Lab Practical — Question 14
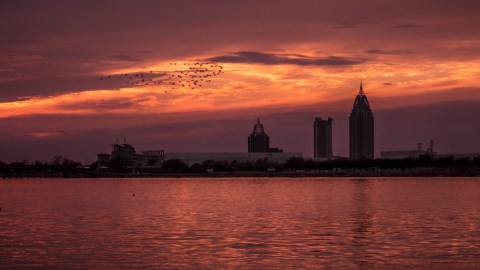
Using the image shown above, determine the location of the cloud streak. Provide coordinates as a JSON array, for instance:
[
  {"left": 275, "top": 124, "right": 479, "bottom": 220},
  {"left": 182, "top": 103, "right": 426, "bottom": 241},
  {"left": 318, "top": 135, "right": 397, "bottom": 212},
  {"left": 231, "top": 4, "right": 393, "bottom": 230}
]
[
  {"left": 59, "top": 97, "right": 147, "bottom": 112},
  {"left": 365, "top": 49, "right": 414, "bottom": 55},
  {"left": 0, "top": 75, "right": 125, "bottom": 102},
  {"left": 207, "top": 51, "right": 366, "bottom": 66}
]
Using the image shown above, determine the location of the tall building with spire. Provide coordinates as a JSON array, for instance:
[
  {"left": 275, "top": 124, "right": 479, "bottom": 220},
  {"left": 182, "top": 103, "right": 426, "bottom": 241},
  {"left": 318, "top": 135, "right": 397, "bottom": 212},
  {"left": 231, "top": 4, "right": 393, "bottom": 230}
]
[
  {"left": 314, "top": 117, "right": 333, "bottom": 159},
  {"left": 248, "top": 118, "right": 270, "bottom": 152},
  {"left": 248, "top": 118, "right": 283, "bottom": 153},
  {"left": 349, "top": 82, "right": 374, "bottom": 159}
]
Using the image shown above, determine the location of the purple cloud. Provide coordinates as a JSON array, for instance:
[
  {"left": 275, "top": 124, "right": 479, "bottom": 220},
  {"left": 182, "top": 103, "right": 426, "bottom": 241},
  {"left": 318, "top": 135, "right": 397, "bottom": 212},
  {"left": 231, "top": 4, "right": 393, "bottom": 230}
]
[{"left": 207, "top": 51, "right": 366, "bottom": 66}]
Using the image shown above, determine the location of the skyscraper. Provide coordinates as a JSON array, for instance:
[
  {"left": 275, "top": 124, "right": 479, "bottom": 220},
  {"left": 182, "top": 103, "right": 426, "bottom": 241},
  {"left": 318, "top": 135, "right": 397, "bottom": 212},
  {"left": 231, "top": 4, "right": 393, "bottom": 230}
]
[
  {"left": 349, "top": 82, "right": 374, "bottom": 159},
  {"left": 314, "top": 117, "right": 333, "bottom": 158},
  {"left": 248, "top": 118, "right": 270, "bottom": 152}
]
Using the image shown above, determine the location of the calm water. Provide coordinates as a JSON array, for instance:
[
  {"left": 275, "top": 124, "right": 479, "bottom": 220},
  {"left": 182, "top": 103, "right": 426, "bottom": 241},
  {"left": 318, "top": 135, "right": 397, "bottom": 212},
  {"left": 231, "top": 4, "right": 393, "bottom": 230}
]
[{"left": 1, "top": 177, "right": 480, "bottom": 269}]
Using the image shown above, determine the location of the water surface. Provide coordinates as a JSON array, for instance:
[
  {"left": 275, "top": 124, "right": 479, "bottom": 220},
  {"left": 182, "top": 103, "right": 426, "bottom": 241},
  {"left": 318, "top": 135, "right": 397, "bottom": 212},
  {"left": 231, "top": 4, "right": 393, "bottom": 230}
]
[{"left": 1, "top": 177, "right": 480, "bottom": 269}]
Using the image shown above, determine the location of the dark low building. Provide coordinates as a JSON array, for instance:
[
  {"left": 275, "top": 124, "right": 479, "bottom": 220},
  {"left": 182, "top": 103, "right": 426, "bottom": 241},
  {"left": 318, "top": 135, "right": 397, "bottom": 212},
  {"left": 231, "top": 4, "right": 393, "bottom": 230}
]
[
  {"left": 97, "top": 140, "right": 165, "bottom": 167},
  {"left": 97, "top": 153, "right": 111, "bottom": 166},
  {"left": 141, "top": 150, "right": 165, "bottom": 166},
  {"left": 110, "top": 143, "right": 138, "bottom": 166}
]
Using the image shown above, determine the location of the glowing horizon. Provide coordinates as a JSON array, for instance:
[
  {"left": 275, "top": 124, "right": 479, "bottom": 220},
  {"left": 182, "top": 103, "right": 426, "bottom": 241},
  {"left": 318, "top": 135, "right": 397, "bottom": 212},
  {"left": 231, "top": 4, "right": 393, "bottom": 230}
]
[{"left": 2, "top": 55, "right": 479, "bottom": 119}]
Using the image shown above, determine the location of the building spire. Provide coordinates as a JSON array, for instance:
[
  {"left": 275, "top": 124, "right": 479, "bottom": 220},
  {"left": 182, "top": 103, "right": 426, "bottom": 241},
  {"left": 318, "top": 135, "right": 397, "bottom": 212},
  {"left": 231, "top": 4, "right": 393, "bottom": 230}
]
[
  {"left": 253, "top": 118, "right": 264, "bottom": 133},
  {"left": 359, "top": 80, "right": 364, "bottom": 96}
]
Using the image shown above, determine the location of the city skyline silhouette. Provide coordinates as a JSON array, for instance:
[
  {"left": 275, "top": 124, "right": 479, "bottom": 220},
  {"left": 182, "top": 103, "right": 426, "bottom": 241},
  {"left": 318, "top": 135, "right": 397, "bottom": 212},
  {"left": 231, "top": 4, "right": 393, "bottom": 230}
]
[{"left": 1, "top": 1, "right": 480, "bottom": 162}]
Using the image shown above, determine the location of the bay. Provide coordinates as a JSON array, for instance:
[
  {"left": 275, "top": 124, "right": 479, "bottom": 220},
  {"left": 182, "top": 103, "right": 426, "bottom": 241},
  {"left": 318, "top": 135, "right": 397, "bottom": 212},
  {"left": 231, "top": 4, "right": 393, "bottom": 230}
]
[{"left": 1, "top": 177, "right": 480, "bottom": 269}]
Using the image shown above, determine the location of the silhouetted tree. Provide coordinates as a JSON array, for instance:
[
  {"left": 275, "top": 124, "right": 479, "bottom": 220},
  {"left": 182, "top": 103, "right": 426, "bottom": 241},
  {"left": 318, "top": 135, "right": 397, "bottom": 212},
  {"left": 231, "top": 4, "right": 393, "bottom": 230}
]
[
  {"left": 285, "top": 157, "right": 305, "bottom": 170},
  {"left": 49, "top": 156, "right": 81, "bottom": 168},
  {"left": 162, "top": 159, "right": 188, "bottom": 172},
  {"left": 10, "top": 159, "right": 29, "bottom": 166},
  {"left": 474, "top": 156, "right": 480, "bottom": 167},
  {"left": 61, "top": 157, "right": 81, "bottom": 168},
  {"left": 51, "top": 156, "right": 63, "bottom": 166},
  {"left": 89, "top": 161, "right": 100, "bottom": 170},
  {"left": 202, "top": 160, "right": 216, "bottom": 169},
  {"left": 190, "top": 163, "right": 206, "bottom": 172},
  {"left": 454, "top": 157, "right": 473, "bottom": 168}
]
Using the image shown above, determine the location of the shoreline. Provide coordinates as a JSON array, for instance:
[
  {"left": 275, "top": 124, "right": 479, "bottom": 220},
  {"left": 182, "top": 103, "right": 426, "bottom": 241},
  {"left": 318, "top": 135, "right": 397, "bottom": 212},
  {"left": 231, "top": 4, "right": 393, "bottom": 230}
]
[{"left": 3, "top": 169, "right": 480, "bottom": 179}]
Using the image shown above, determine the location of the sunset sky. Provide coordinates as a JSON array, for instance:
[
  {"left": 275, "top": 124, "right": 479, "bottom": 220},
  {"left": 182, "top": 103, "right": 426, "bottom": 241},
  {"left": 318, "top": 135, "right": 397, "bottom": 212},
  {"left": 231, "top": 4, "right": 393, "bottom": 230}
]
[{"left": 1, "top": 0, "right": 480, "bottom": 162}]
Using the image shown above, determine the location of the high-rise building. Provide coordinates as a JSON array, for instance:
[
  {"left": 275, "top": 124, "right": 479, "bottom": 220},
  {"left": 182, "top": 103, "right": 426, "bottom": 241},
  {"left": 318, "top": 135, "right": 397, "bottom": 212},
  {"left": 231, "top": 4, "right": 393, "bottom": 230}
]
[
  {"left": 314, "top": 117, "right": 333, "bottom": 158},
  {"left": 248, "top": 118, "right": 270, "bottom": 152},
  {"left": 349, "top": 82, "right": 374, "bottom": 159}
]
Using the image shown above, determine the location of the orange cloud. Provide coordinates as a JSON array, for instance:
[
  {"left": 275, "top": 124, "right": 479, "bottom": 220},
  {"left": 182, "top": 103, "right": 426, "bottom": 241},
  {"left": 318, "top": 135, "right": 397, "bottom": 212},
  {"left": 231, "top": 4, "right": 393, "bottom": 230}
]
[{"left": 1, "top": 51, "right": 480, "bottom": 119}]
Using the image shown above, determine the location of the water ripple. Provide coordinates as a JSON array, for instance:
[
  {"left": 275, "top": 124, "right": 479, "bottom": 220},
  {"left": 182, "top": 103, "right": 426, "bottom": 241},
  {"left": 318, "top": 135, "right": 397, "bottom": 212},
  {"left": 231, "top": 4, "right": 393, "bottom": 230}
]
[{"left": 1, "top": 177, "right": 480, "bottom": 269}]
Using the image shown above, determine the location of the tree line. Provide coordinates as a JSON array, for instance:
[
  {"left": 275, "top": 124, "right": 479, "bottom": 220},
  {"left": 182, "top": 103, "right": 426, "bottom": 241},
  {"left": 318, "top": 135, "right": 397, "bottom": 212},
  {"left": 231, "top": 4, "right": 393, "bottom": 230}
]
[
  {"left": 2, "top": 155, "right": 479, "bottom": 174},
  {"left": 158, "top": 155, "right": 480, "bottom": 173}
]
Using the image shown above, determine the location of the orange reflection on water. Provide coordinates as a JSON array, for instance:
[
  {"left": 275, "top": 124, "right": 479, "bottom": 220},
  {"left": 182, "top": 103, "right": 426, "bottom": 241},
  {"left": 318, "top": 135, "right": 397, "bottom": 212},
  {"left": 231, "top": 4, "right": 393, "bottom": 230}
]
[{"left": 1, "top": 177, "right": 480, "bottom": 268}]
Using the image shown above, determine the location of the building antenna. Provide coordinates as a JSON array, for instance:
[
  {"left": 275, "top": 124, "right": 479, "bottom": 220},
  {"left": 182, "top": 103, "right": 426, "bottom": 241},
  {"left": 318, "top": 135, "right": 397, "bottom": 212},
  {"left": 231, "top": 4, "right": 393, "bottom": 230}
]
[{"left": 359, "top": 80, "right": 364, "bottom": 96}]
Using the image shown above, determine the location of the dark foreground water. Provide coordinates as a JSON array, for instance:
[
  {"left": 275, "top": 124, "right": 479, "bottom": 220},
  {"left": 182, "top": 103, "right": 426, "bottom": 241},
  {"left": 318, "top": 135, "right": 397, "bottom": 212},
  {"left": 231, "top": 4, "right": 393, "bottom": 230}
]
[{"left": 1, "top": 177, "right": 480, "bottom": 269}]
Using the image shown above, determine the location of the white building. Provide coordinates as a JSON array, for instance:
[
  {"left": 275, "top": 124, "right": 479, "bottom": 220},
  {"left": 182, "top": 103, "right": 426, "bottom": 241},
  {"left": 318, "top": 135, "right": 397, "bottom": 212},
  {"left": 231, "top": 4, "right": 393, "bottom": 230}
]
[{"left": 381, "top": 141, "right": 436, "bottom": 159}]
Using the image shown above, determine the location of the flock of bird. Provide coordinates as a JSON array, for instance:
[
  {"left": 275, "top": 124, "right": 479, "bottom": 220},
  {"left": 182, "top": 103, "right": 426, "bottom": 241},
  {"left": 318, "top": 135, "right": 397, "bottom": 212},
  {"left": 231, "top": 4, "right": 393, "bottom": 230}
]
[{"left": 99, "top": 61, "right": 224, "bottom": 92}]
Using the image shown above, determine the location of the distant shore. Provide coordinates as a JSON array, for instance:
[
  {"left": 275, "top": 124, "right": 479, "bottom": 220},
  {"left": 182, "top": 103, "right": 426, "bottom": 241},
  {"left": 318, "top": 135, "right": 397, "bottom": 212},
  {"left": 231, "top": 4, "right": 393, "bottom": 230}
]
[
  {"left": 3, "top": 169, "right": 480, "bottom": 179},
  {"left": 3, "top": 156, "right": 480, "bottom": 179}
]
